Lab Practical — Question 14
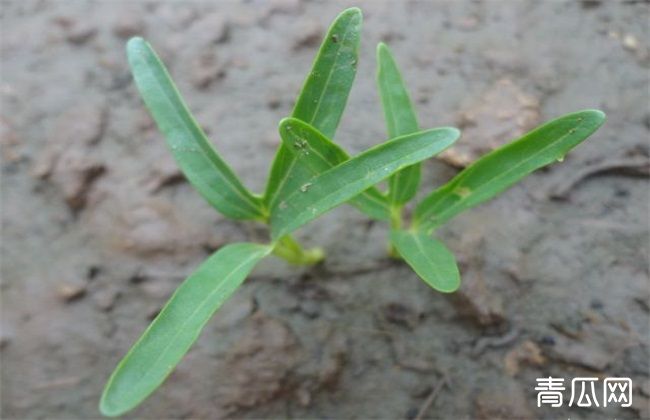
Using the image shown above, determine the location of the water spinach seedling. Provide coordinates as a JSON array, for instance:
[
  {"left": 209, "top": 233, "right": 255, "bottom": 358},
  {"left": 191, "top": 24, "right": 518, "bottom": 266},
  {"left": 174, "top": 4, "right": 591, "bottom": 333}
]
[{"left": 100, "top": 7, "right": 605, "bottom": 416}]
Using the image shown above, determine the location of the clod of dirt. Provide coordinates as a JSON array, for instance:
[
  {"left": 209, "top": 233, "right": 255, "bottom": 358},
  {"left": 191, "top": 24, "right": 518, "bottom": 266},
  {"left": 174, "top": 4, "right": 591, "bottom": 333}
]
[
  {"left": 212, "top": 293, "right": 256, "bottom": 330},
  {"left": 292, "top": 19, "right": 323, "bottom": 50},
  {"left": 453, "top": 268, "right": 505, "bottom": 327},
  {"left": 579, "top": 0, "right": 602, "bottom": 9},
  {"left": 59, "top": 19, "right": 97, "bottom": 45},
  {"left": 381, "top": 302, "right": 421, "bottom": 330},
  {"left": 218, "top": 314, "right": 303, "bottom": 411},
  {"left": 0, "top": 325, "right": 13, "bottom": 350},
  {"left": 92, "top": 288, "right": 121, "bottom": 312},
  {"left": 190, "top": 52, "right": 225, "bottom": 89},
  {"left": 265, "top": 0, "right": 303, "bottom": 16},
  {"left": 112, "top": 13, "right": 145, "bottom": 39},
  {"left": 547, "top": 320, "right": 635, "bottom": 371},
  {"left": 143, "top": 153, "right": 184, "bottom": 193},
  {"left": 548, "top": 157, "right": 650, "bottom": 200},
  {"left": 34, "top": 103, "right": 106, "bottom": 178},
  {"left": 456, "top": 15, "right": 480, "bottom": 31},
  {"left": 474, "top": 379, "right": 533, "bottom": 419},
  {"left": 32, "top": 103, "right": 107, "bottom": 210},
  {"left": 112, "top": 200, "right": 201, "bottom": 257},
  {"left": 293, "top": 325, "right": 348, "bottom": 406},
  {"left": 439, "top": 78, "right": 540, "bottom": 168},
  {"left": 57, "top": 282, "right": 87, "bottom": 302},
  {"left": 53, "top": 153, "right": 105, "bottom": 210},
  {"left": 187, "top": 12, "right": 229, "bottom": 46},
  {"left": 450, "top": 235, "right": 507, "bottom": 327},
  {"left": 0, "top": 117, "right": 21, "bottom": 164},
  {"left": 503, "top": 339, "right": 546, "bottom": 376}
]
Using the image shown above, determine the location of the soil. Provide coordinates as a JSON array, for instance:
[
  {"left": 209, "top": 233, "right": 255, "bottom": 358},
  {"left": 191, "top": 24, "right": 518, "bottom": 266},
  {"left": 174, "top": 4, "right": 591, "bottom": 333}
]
[{"left": 1, "top": 1, "right": 649, "bottom": 419}]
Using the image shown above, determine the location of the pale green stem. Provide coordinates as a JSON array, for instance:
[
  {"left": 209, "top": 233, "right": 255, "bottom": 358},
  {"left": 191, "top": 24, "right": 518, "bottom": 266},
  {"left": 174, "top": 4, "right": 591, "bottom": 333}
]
[
  {"left": 273, "top": 235, "right": 324, "bottom": 265},
  {"left": 388, "top": 205, "right": 402, "bottom": 259}
]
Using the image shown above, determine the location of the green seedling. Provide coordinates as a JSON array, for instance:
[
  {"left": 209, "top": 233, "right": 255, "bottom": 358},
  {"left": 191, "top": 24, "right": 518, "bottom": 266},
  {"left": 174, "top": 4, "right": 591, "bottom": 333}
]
[{"left": 100, "top": 7, "right": 605, "bottom": 417}]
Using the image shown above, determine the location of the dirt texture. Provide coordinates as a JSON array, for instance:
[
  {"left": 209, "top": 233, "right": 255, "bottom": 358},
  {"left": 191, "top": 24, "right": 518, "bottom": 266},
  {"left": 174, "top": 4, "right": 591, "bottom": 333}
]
[{"left": 1, "top": 1, "right": 649, "bottom": 419}]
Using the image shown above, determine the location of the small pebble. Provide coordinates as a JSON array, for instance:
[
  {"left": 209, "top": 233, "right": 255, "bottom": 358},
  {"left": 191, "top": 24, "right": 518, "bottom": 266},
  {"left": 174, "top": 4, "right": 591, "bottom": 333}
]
[
  {"left": 590, "top": 299, "right": 604, "bottom": 310},
  {"left": 539, "top": 335, "right": 556, "bottom": 346},
  {"left": 58, "top": 282, "right": 87, "bottom": 302},
  {"left": 622, "top": 34, "right": 639, "bottom": 51},
  {"left": 65, "top": 23, "right": 97, "bottom": 45}
]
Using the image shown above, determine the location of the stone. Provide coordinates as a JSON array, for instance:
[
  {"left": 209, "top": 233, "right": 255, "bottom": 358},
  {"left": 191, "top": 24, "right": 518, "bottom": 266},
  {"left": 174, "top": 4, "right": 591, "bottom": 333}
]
[
  {"left": 622, "top": 34, "right": 639, "bottom": 52},
  {"left": 58, "top": 282, "right": 87, "bottom": 302}
]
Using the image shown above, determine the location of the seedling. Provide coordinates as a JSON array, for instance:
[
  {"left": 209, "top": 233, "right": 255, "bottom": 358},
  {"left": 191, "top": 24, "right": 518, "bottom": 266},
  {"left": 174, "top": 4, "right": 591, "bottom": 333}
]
[{"left": 100, "top": 8, "right": 605, "bottom": 417}]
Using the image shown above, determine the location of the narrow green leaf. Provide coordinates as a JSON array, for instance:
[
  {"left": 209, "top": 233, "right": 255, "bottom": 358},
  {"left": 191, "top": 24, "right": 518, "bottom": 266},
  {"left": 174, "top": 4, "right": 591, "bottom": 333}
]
[
  {"left": 264, "top": 7, "right": 362, "bottom": 209},
  {"left": 277, "top": 118, "right": 390, "bottom": 220},
  {"left": 377, "top": 42, "right": 421, "bottom": 205},
  {"left": 414, "top": 109, "right": 606, "bottom": 231},
  {"left": 271, "top": 127, "right": 460, "bottom": 240},
  {"left": 390, "top": 229, "right": 460, "bottom": 293},
  {"left": 127, "top": 37, "right": 264, "bottom": 220},
  {"left": 100, "top": 243, "right": 272, "bottom": 417}
]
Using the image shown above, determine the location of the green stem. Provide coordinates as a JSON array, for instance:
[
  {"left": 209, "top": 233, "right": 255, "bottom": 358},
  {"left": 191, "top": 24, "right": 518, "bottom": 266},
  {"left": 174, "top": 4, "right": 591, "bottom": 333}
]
[
  {"left": 272, "top": 235, "right": 325, "bottom": 265},
  {"left": 388, "top": 205, "right": 402, "bottom": 259}
]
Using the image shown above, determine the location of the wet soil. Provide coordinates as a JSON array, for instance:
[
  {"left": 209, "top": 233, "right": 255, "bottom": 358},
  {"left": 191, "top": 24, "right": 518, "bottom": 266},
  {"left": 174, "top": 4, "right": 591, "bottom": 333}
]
[{"left": 1, "top": 1, "right": 649, "bottom": 419}]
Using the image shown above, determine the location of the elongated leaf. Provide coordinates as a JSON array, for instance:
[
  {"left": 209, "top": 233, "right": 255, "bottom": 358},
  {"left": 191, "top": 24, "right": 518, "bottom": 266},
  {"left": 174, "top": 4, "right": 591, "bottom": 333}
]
[
  {"left": 390, "top": 230, "right": 460, "bottom": 293},
  {"left": 377, "top": 42, "right": 421, "bottom": 205},
  {"left": 271, "top": 127, "right": 460, "bottom": 240},
  {"left": 264, "top": 8, "right": 362, "bottom": 209},
  {"left": 127, "top": 37, "right": 264, "bottom": 220},
  {"left": 100, "top": 243, "right": 272, "bottom": 417},
  {"left": 414, "top": 110, "right": 606, "bottom": 231},
  {"left": 277, "top": 118, "right": 390, "bottom": 220}
]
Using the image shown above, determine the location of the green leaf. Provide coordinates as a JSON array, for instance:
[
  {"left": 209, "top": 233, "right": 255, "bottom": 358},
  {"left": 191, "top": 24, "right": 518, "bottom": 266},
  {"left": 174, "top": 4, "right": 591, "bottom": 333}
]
[
  {"left": 414, "top": 109, "right": 606, "bottom": 231},
  {"left": 264, "top": 7, "right": 362, "bottom": 209},
  {"left": 277, "top": 118, "right": 390, "bottom": 220},
  {"left": 376, "top": 42, "right": 421, "bottom": 205},
  {"left": 127, "top": 37, "right": 265, "bottom": 220},
  {"left": 390, "top": 229, "right": 460, "bottom": 293},
  {"left": 99, "top": 243, "right": 272, "bottom": 417},
  {"left": 271, "top": 127, "right": 460, "bottom": 240}
]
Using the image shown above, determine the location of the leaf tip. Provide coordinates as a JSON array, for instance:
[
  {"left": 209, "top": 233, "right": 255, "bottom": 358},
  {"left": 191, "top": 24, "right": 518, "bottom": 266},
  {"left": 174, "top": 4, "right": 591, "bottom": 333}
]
[
  {"left": 126, "top": 36, "right": 146, "bottom": 53},
  {"left": 98, "top": 392, "right": 122, "bottom": 418},
  {"left": 342, "top": 6, "right": 362, "bottom": 18},
  {"left": 584, "top": 108, "right": 606, "bottom": 124}
]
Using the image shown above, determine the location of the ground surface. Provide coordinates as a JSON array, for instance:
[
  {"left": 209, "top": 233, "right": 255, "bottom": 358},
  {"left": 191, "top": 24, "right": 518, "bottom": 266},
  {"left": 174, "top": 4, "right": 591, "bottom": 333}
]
[{"left": 1, "top": 1, "right": 649, "bottom": 419}]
